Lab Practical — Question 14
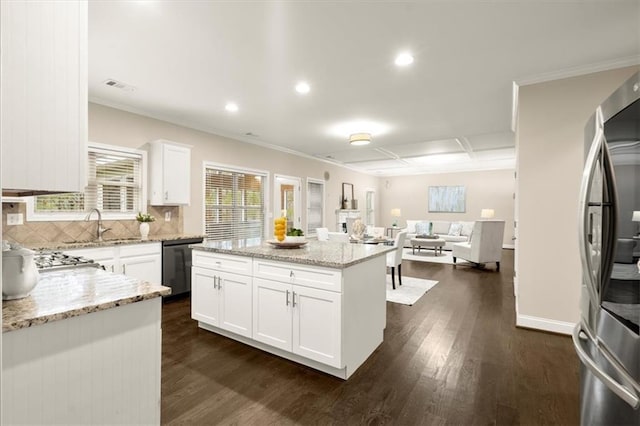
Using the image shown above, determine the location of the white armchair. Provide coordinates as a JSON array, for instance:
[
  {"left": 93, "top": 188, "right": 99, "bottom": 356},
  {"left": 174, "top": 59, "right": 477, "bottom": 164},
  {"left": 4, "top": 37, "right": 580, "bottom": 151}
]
[
  {"left": 386, "top": 231, "right": 407, "bottom": 289},
  {"left": 328, "top": 232, "right": 349, "bottom": 243},
  {"left": 452, "top": 220, "right": 505, "bottom": 270}
]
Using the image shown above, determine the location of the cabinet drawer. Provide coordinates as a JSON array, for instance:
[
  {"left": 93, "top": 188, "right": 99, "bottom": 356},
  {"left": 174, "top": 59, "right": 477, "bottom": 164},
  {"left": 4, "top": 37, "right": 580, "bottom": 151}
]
[
  {"left": 119, "top": 242, "right": 162, "bottom": 258},
  {"left": 64, "top": 247, "right": 114, "bottom": 262},
  {"left": 253, "top": 260, "right": 342, "bottom": 292},
  {"left": 192, "top": 251, "right": 252, "bottom": 276}
]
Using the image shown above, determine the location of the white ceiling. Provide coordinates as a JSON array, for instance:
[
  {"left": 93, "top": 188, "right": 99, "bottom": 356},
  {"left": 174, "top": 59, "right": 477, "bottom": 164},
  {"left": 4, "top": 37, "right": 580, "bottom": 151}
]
[{"left": 88, "top": 1, "right": 640, "bottom": 176}]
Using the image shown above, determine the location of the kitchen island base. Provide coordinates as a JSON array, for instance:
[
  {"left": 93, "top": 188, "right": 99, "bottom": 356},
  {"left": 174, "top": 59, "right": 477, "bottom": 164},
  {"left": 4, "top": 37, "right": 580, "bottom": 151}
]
[
  {"left": 2, "top": 298, "right": 162, "bottom": 425},
  {"left": 191, "top": 244, "right": 390, "bottom": 380}
]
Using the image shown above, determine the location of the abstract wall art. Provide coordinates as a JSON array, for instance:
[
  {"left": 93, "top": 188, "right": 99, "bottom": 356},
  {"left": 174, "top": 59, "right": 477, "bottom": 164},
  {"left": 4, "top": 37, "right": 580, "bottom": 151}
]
[{"left": 428, "top": 186, "right": 466, "bottom": 213}]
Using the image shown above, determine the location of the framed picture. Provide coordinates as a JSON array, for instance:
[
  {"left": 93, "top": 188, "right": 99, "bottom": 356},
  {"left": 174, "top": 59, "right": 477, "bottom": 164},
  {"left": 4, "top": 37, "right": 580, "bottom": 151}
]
[{"left": 428, "top": 186, "right": 465, "bottom": 213}]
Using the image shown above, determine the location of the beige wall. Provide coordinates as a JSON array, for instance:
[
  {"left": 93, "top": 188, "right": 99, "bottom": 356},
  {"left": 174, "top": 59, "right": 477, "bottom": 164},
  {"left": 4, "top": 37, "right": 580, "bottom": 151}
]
[
  {"left": 380, "top": 170, "right": 515, "bottom": 246},
  {"left": 88, "top": 103, "right": 380, "bottom": 235},
  {"left": 516, "top": 66, "right": 639, "bottom": 330}
]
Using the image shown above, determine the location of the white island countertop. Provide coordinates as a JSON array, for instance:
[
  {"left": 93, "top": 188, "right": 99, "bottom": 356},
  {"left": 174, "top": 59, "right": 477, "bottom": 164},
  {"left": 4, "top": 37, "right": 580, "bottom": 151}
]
[
  {"left": 190, "top": 239, "right": 395, "bottom": 269},
  {"left": 2, "top": 266, "right": 171, "bottom": 332}
]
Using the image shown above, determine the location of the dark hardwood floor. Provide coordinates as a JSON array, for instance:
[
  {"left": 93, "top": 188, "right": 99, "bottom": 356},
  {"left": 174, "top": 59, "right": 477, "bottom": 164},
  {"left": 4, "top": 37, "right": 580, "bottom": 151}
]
[{"left": 161, "top": 250, "right": 579, "bottom": 425}]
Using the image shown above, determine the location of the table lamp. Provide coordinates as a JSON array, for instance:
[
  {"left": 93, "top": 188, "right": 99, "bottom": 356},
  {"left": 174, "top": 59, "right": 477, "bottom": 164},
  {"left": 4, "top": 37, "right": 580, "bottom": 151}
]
[
  {"left": 391, "top": 208, "right": 401, "bottom": 227},
  {"left": 480, "top": 209, "right": 495, "bottom": 219}
]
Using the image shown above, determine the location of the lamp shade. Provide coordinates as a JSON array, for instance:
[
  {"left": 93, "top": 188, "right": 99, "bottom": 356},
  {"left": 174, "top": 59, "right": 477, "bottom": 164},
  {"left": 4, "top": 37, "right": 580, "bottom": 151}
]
[
  {"left": 632, "top": 211, "right": 640, "bottom": 222},
  {"left": 349, "top": 133, "right": 371, "bottom": 146},
  {"left": 480, "top": 209, "right": 495, "bottom": 219},
  {"left": 391, "top": 208, "right": 402, "bottom": 217}
]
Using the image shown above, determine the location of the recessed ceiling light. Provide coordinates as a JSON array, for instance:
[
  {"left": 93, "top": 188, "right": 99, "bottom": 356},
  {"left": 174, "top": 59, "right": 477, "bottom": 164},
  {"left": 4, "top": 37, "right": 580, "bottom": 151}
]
[
  {"left": 295, "top": 82, "right": 310, "bottom": 94},
  {"left": 225, "top": 102, "right": 239, "bottom": 112},
  {"left": 395, "top": 52, "right": 414, "bottom": 67}
]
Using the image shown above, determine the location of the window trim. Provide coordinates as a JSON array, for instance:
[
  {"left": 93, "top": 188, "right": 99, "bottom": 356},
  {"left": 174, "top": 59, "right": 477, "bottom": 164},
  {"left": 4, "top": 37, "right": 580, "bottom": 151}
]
[
  {"left": 26, "top": 142, "right": 148, "bottom": 222},
  {"left": 201, "top": 161, "right": 270, "bottom": 239},
  {"left": 306, "top": 177, "right": 325, "bottom": 236}
]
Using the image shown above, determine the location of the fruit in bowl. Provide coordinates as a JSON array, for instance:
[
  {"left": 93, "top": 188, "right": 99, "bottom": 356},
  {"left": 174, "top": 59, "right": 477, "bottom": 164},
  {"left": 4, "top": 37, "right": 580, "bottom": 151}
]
[{"left": 285, "top": 228, "right": 305, "bottom": 243}]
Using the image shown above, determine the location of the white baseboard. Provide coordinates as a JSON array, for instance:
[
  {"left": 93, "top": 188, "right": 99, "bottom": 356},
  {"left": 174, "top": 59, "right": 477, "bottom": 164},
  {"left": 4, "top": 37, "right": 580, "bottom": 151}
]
[
  {"left": 516, "top": 314, "right": 575, "bottom": 335},
  {"left": 503, "top": 244, "right": 515, "bottom": 249}
]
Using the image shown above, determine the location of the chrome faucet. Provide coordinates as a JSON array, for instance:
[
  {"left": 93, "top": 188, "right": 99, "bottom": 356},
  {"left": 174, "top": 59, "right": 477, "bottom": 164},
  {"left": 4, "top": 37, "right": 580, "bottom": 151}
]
[{"left": 85, "top": 208, "right": 111, "bottom": 241}]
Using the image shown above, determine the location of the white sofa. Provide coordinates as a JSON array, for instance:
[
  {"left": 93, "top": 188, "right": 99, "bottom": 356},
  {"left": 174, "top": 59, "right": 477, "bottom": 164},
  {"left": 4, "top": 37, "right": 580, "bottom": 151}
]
[{"left": 402, "top": 220, "right": 474, "bottom": 251}]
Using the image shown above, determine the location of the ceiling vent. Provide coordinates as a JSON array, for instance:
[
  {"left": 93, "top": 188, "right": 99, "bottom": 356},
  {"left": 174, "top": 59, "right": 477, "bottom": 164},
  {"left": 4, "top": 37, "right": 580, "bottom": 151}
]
[{"left": 103, "top": 79, "right": 136, "bottom": 92}]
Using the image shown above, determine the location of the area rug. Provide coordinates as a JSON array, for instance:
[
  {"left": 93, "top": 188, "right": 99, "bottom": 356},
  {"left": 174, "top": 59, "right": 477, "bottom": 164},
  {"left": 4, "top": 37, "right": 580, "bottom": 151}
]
[
  {"left": 401, "top": 248, "right": 470, "bottom": 265},
  {"left": 386, "top": 275, "right": 439, "bottom": 306}
]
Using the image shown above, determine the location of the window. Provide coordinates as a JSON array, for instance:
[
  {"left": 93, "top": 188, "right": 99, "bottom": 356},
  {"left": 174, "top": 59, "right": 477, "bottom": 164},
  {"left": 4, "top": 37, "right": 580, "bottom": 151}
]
[
  {"left": 365, "top": 190, "right": 376, "bottom": 226},
  {"left": 306, "top": 178, "right": 325, "bottom": 235},
  {"left": 204, "top": 163, "right": 267, "bottom": 241},
  {"left": 28, "top": 143, "right": 146, "bottom": 221}
]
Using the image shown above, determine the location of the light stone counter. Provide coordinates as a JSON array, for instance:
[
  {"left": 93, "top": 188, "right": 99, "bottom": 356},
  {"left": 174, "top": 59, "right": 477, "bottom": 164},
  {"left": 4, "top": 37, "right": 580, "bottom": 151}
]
[
  {"left": 190, "top": 238, "right": 395, "bottom": 269},
  {"left": 2, "top": 266, "right": 171, "bottom": 332},
  {"left": 26, "top": 233, "right": 205, "bottom": 251}
]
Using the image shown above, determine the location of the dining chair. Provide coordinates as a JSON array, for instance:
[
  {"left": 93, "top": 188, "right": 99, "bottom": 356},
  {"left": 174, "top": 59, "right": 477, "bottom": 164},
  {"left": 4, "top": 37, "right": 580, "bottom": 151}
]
[
  {"left": 386, "top": 231, "right": 407, "bottom": 289},
  {"left": 327, "top": 232, "right": 349, "bottom": 243},
  {"left": 316, "top": 227, "right": 329, "bottom": 241}
]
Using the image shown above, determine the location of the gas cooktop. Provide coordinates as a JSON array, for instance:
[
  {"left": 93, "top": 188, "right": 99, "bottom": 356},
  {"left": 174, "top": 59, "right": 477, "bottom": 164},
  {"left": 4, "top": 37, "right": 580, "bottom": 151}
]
[{"left": 35, "top": 250, "right": 100, "bottom": 271}]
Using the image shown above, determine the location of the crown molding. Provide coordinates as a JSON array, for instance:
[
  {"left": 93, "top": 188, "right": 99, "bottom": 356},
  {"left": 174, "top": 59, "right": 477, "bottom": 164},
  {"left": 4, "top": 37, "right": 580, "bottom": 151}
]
[{"left": 515, "top": 55, "right": 640, "bottom": 87}]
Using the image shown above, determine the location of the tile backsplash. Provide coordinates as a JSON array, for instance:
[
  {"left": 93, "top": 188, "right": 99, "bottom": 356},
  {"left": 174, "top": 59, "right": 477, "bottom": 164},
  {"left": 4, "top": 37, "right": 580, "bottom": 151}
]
[{"left": 2, "top": 202, "right": 183, "bottom": 245}]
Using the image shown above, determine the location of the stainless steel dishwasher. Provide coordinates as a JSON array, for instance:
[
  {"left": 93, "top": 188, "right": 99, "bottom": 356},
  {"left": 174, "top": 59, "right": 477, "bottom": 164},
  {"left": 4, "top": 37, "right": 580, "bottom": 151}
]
[{"left": 162, "top": 237, "right": 203, "bottom": 297}]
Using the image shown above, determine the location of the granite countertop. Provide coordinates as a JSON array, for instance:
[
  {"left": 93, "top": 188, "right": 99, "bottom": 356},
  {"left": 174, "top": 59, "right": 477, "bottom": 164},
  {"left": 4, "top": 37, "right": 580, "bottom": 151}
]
[
  {"left": 2, "top": 267, "right": 171, "bottom": 333},
  {"left": 191, "top": 239, "right": 395, "bottom": 269},
  {"left": 26, "top": 233, "right": 205, "bottom": 251}
]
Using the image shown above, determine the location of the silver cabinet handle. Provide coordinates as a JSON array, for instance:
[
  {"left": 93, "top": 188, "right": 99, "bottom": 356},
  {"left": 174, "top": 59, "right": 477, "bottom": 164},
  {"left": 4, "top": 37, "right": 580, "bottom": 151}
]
[
  {"left": 290, "top": 270, "right": 294, "bottom": 278},
  {"left": 165, "top": 191, "right": 169, "bottom": 201},
  {"left": 213, "top": 276, "right": 218, "bottom": 290},
  {"left": 218, "top": 277, "right": 222, "bottom": 290},
  {"left": 122, "top": 264, "right": 126, "bottom": 274},
  {"left": 292, "top": 291, "right": 296, "bottom": 308},
  {"left": 286, "top": 290, "right": 290, "bottom": 306},
  {"left": 572, "top": 323, "right": 640, "bottom": 409},
  {"left": 110, "top": 265, "right": 114, "bottom": 273}
]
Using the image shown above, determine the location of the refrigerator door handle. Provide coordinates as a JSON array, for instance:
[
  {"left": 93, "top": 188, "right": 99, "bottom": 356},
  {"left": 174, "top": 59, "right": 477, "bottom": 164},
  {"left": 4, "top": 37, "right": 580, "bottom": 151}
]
[
  {"left": 572, "top": 323, "right": 640, "bottom": 409},
  {"left": 578, "top": 107, "right": 605, "bottom": 307}
]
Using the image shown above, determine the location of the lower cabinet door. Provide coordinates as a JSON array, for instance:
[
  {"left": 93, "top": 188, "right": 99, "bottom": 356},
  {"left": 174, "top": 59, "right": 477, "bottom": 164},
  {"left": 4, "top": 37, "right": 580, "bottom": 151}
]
[
  {"left": 218, "top": 270, "right": 252, "bottom": 338},
  {"left": 252, "top": 278, "right": 292, "bottom": 351},
  {"left": 292, "top": 285, "right": 342, "bottom": 368},
  {"left": 191, "top": 266, "right": 219, "bottom": 326},
  {"left": 120, "top": 254, "right": 162, "bottom": 284}
]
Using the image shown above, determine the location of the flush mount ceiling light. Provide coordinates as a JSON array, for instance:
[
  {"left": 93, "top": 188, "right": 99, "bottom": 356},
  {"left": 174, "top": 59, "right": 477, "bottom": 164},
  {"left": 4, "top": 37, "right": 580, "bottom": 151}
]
[
  {"left": 225, "top": 102, "right": 239, "bottom": 112},
  {"left": 394, "top": 52, "right": 414, "bottom": 67},
  {"left": 295, "top": 81, "right": 310, "bottom": 94},
  {"left": 349, "top": 133, "right": 372, "bottom": 146}
]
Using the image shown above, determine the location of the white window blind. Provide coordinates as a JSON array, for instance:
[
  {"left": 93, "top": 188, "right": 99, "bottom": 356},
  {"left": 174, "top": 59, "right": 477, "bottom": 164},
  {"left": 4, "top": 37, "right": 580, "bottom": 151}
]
[
  {"left": 307, "top": 180, "right": 324, "bottom": 235},
  {"left": 204, "top": 166, "right": 265, "bottom": 240},
  {"left": 34, "top": 145, "right": 143, "bottom": 216},
  {"left": 365, "top": 190, "right": 375, "bottom": 226}
]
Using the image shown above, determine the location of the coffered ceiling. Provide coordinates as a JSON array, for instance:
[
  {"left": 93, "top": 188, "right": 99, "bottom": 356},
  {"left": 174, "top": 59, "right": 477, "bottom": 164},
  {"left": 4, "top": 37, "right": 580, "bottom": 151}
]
[{"left": 88, "top": 1, "right": 640, "bottom": 176}]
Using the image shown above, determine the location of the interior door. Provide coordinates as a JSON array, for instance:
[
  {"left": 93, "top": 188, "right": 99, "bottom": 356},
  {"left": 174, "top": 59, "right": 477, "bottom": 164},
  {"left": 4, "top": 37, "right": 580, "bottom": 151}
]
[{"left": 274, "top": 175, "right": 301, "bottom": 233}]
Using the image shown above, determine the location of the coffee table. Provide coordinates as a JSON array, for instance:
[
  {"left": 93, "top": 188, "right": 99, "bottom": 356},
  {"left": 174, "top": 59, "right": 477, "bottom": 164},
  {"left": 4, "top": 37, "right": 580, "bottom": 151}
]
[{"left": 411, "top": 237, "right": 446, "bottom": 256}]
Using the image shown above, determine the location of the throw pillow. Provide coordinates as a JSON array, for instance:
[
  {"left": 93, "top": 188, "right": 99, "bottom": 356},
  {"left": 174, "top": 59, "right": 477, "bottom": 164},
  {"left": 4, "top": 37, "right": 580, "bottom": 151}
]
[
  {"left": 460, "top": 221, "right": 474, "bottom": 236},
  {"left": 415, "top": 221, "right": 432, "bottom": 236},
  {"left": 405, "top": 220, "right": 420, "bottom": 234},
  {"left": 448, "top": 223, "right": 463, "bottom": 236}
]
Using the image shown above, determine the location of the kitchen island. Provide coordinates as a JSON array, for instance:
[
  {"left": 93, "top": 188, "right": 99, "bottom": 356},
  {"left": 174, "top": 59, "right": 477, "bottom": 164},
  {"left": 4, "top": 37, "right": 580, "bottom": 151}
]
[
  {"left": 2, "top": 266, "right": 170, "bottom": 425},
  {"left": 190, "top": 239, "right": 394, "bottom": 379}
]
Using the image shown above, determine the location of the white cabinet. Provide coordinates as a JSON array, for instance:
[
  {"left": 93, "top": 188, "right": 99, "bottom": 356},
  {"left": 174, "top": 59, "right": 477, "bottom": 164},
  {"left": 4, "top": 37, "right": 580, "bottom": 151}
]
[
  {"left": 149, "top": 140, "right": 191, "bottom": 206},
  {"left": 252, "top": 260, "right": 342, "bottom": 368},
  {"left": 253, "top": 278, "right": 341, "bottom": 366},
  {"left": 191, "top": 253, "right": 253, "bottom": 338},
  {"left": 65, "top": 243, "right": 162, "bottom": 284},
  {"left": 1, "top": 1, "right": 87, "bottom": 194}
]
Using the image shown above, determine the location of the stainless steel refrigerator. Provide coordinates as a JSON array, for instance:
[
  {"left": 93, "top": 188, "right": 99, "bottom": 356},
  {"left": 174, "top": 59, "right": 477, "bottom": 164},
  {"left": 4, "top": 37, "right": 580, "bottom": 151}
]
[{"left": 574, "top": 71, "right": 640, "bottom": 425}]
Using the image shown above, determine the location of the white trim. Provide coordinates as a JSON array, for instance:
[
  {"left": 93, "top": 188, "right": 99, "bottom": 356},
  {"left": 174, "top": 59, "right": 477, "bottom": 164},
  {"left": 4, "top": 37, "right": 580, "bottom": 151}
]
[
  {"left": 515, "top": 55, "right": 640, "bottom": 87},
  {"left": 516, "top": 314, "right": 575, "bottom": 336},
  {"left": 511, "top": 81, "right": 519, "bottom": 133},
  {"left": 25, "top": 143, "right": 148, "bottom": 222},
  {"left": 503, "top": 244, "right": 515, "bottom": 249},
  {"left": 201, "top": 161, "right": 270, "bottom": 239}
]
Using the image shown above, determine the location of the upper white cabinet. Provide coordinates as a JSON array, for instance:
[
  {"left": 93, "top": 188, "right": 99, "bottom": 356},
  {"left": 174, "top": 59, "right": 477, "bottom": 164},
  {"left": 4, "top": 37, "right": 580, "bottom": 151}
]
[
  {"left": 149, "top": 140, "right": 191, "bottom": 205},
  {"left": 1, "top": 1, "right": 87, "bottom": 194}
]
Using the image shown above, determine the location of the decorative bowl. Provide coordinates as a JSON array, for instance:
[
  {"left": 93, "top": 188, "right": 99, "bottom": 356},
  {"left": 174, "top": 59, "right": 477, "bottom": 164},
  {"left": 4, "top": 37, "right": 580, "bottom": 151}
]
[{"left": 284, "top": 236, "right": 306, "bottom": 243}]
